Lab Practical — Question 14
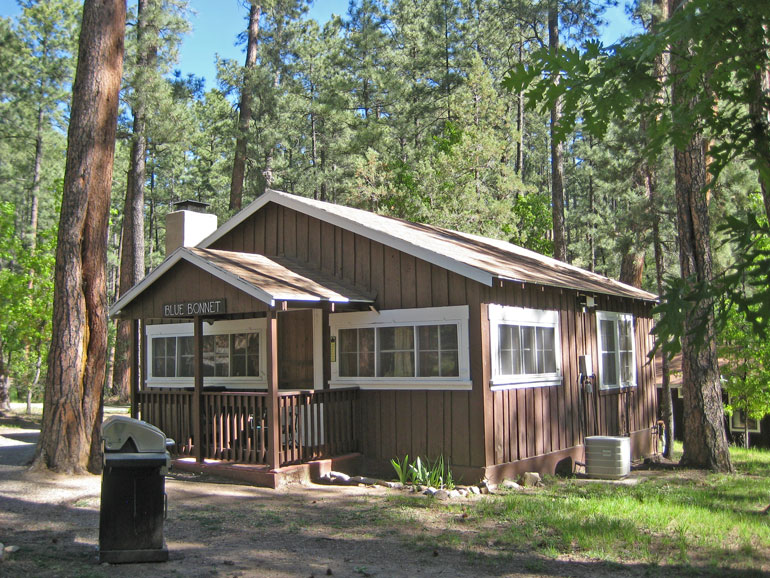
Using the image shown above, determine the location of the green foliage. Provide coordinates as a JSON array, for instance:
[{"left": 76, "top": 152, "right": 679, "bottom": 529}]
[
  {"left": 409, "top": 455, "right": 455, "bottom": 490},
  {"left": 390, "top": 454, "right": 412, "bottom": 485},
  {"left": 720, "top": 306, "right": 770, "bottom": 440}
]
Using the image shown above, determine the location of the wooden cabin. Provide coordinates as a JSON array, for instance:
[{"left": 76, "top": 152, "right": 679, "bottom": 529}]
[{"left": 110, "top": 190, "right": 659, "bottom": 486}]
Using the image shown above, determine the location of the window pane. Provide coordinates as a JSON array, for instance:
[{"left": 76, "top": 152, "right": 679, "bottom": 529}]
[
  {"left": 178, "top": 336, "right": 193, "bottom": 377},
  {"left": 619, "top": 319, "right": 633, "bottom": 351},
  {"left": 418, "top": 325, "right": 439, "bottom": 351},
  {"left": 419, "top": 351, "right": 439, "bottom": 377},
  {"left": 339, "top": 329, "right": 358, "bottom": 353},
  {"left": 359, "top": 328, "right": 375, "bottom": 376},
  {"left": 203, "top": 335, "right": 229, "bottom": 377},
  {"left": 152, "top": 337, "right": 176, "bottom": 377},
  {"left": 602, "top": 352, "right": 617, "bottom": 386},
  {"left": 499, "top": 325, "right": 514, "bottom": 375},
  {"left": 231, "top": 333, "right": 259, "bottom": 377},
  {"left": 620, "top": 352, "right": 633, "bottom": 384},
  {"left": 441, "top": 351, "right": 459, "bottom": 377},
  {"left": 340, "top": 352, "right": 357, "bottom": 377},
  {"left": 440, "top": 324, "right": 458, "bottom": 350},
  {"left": 600, "top": 320, "right": 616, "bottom": 353},
  {"left": 521, "top": 326, "right": 536, "bottom": 374},
  {"left": 380, "top": 351, "right": 414, "bottom": 377},
  {"left": 378, "top": 327, "right": 414, "bottom": 377},
  {"left": 537, "top": 327, "right": 556, "bottom": 374}
]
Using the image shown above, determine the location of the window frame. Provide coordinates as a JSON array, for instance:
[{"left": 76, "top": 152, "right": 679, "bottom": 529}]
[
  {"left": 145, "top": 318, "right": 267, "bottom": 389},
  {"left": 488, "top": 304, "right": 562, "bottom": 390},
  {"left": 596, "top": 310, "right": 637, "bottom": 391},
  {"left": 329, "top": 305, "right": 471, "bottom": 390},
  {"left": 728, "top": 395, "right": 761, "bottom": 433}
]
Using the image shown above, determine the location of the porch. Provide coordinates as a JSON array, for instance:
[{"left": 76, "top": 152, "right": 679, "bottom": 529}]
[{"left": 137, "top": 387, "right": 361, "bottom": 473}]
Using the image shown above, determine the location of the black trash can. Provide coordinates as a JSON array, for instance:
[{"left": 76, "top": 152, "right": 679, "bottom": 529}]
[{"left": 99, "top": 416, "right": 173, "bottom": 564}]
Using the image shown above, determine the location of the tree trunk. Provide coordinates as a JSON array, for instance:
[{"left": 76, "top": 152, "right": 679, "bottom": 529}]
[
  {"left": 32, "top": 0, "right": 125, "bottom": 475},
  {"left": 229, "top": 2, "right": 261, "bottom": 211},
  {"left": 113, "top": 0, "right": 150, "bottom": 403},
  {"left": 669, "top": 0, "right": 732, "bottom": 473},
  {"left": 650, "top": 0, "right": 674, "bottom": 459},
  {"left": 548, "top": 2, "right": 567, "bottom": 262},
  {"left": 619, "top": 251, "right": 645, "bottom": 288}
]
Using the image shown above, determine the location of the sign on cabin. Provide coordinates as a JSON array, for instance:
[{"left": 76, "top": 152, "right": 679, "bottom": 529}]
[{"left": 162, "top": 299, "right": 227, "bottom": 318}]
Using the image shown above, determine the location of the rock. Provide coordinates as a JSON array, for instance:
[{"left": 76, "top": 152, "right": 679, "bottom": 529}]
[
  {"left": 469, "top": 485, "right": 481, "bottom": 495},
  {"left": 448, "top": 490, "right": 461, "bottom": 499},
  {"left": 3, "top": 546, "right": 19, "bottom": 554},
  {"left": 415, "top": 485, "right": 424, "bottom": 493},
  {"left": 478, "top": 479, "right": 497, "bottom": 493},
  {"left": 500, "top": 479, "right": 523, "bottom": 490},
  {"left": 329, "top": 471, "right": 350, "bottom": 483},
  {"left": 350, "top": 476, "right": 377, "bottom": 486},
  {"left": 384, "top": 481, "right": 404, "bottom": 490},
  {"left": 457, "top": 489, "right": 468, "bottom": 497},
  {"left": 434, "top": 489, "right": 450, "bottom": 501},
  {"left": 520, "top": 472, "right": 542, "bottom": 487},
  {"left": 423, "top": 487, "right": 438, "bottom": 496}
]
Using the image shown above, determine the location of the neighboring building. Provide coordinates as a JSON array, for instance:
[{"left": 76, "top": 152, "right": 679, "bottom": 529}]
[
  {"left": 110, "top": 190, "right": 660, "bottom": 486},
  {"left": 656, "top": 353, "right": 770, "bottom": 449}
]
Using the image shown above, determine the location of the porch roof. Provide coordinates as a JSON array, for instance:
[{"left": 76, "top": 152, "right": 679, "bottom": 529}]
[{"left": 109, "top": 247, "right": 374, "bottom": 317}]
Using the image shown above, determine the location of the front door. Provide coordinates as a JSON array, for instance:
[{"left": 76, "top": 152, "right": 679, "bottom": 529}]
[{"left": 278, "top": 309, "right": 314, "bottom": 390}]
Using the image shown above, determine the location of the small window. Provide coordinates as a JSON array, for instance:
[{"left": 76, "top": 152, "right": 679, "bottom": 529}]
[
  {"left": 488, "top": 304, "right": 561, "bottom": 389},
  {"left": 596, "top": 311, "right": 636, "bottom": 390},
  {"left": 330, "top": 306, "right": 470, "bottom": 390}
]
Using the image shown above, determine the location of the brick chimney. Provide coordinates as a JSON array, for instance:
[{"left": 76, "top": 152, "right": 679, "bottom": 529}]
[{"left": 165, "top": 200, "right": 218, "bottom": 256}]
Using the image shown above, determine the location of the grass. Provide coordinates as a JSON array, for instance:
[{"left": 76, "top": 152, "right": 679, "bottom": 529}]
[{"left": 380, "top": 443, "right": 770, "bottom": 575}]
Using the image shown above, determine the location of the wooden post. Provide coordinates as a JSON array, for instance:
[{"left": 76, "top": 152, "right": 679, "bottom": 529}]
[
  {"left": 266, "top": 308, "right": 280, "bottom": 470},
  {"left": 130, "top": 319, "right": 140, "bottom": 419},
  {"left": 194, "top": 315, "right": 204, "bottom": 463}
]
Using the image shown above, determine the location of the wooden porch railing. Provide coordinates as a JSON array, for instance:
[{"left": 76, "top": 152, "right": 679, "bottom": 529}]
[{"left": 137, "top": 388, "right": 360, "bottom": 467}]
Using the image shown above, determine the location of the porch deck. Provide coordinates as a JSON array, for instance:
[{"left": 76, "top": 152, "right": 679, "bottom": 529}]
[{"left": 138, "top": 387, "right": 360, "bottom": 470}]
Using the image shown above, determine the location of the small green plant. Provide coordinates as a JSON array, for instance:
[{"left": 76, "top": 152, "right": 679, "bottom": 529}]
[
  {"left": 390, "top": 454, "right": 413, "bottom": 484},
  {"left": 409, "top": 455, "right": 455, "bottom": 489}
]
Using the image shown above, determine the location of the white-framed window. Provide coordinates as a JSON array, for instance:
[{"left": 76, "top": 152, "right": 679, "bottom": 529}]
[
  {"left": 146, "top": 318, "right": 266, "bottom": 388},
  {"left": 329, "top": 305, "right": 471, "bottom": 390},
  {"left": 596, "top": 311, "right": 636, "bottom": 390},
  {"left": 728, "top": 396, "right": 761, "bottom": 433},
  {"left": 488, "top": 304, "right": 562, "bottom": 389}
]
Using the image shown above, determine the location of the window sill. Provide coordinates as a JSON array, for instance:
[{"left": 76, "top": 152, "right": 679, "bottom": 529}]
[
  {"left": 329, "top": 380, "right": 472, "bottom": 391},
  {"left": 490, "top": 376, "right": 562, "bottom": 391},
  {"left": 598, "top": 384, "right": 637, "bottom": 396}
]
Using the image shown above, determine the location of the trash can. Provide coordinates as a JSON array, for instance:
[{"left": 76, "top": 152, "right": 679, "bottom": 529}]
[{"left": 99, "top": 415, "right": 173, "bottom": 564}]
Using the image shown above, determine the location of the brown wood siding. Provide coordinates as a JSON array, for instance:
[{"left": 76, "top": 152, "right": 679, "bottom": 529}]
[
  {"left": 204, "top": 202, "right": 657, "bottom": 471},
  {"left": 120, "top": 260, "right": 268, "bottom": 320},
  {"left": 489, "top": 285, "right": 657, "bottom": 467}
]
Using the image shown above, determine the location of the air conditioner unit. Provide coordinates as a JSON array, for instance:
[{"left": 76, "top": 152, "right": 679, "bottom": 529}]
[{"left": 585, "top": 436, "right": 631, "bottom": 479}]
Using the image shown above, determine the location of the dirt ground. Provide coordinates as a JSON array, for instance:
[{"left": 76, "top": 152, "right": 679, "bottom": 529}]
[{"left": 0, "top": 416, "right": 746, "bottom": 578}]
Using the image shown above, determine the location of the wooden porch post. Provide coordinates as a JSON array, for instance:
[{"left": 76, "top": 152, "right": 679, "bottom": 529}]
[
  {"left": 130, "top": 319, "right": 140, "bottom": 419},
  {"left": 193, "top": 315, "right": 204, "bottom": 462},
  {"left": 266, "top": 308, "right": 280, "bottom": 470}
]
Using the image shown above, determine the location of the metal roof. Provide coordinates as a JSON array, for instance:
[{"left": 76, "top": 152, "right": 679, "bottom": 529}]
[
  {"left": 109, "top": 247, "right": 374, "bottom": 317},
  {"left": 200, "top": 190, "right": 658, "bottom": 302}
]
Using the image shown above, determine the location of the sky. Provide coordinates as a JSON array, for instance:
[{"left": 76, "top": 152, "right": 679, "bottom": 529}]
[{"left": 1, "top": 0, "right": 638, "bottom": 92}]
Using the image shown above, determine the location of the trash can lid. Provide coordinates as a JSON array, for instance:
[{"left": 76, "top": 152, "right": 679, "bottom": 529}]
[{"left": 102, "top": 415, "right": 167, "bottom": 453}]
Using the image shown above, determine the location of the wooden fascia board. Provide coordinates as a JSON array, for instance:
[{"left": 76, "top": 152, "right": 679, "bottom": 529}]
[
  {"left": 109, "top": 247, "right": 187, "bottom": 317},
  {"left": 199, "top": 190, "right": 495, "bottom": 287},
  {"left": 108, "top": 248, "right": 277, "bottom": 318}
]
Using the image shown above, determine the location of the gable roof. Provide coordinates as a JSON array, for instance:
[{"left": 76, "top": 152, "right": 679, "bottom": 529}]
[
  {"left": 109, "top": 247, "right": 374, "bottom": 317},
  {"left": 200, "top": 189, "right": 657, "bottom": 302}
]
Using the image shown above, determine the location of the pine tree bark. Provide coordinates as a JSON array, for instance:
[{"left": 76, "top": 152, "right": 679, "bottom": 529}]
[
  {"left": 229, "top": 2, "right": 261, "bottom": 211},
  {"left": 669, "top": 0, "right": 731, "bottom": 473},
  {"left": 649, "top": 0, "right": 674, "bottom": 458},
  {"left": 113, "top": 0, "right": 150, "bottom": 403},
  {"left": 32, "top": 0, "right": 125, "bottom": 475},
  {"left": 549, "top": 2, "right": 567, "bottom": 262}
]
